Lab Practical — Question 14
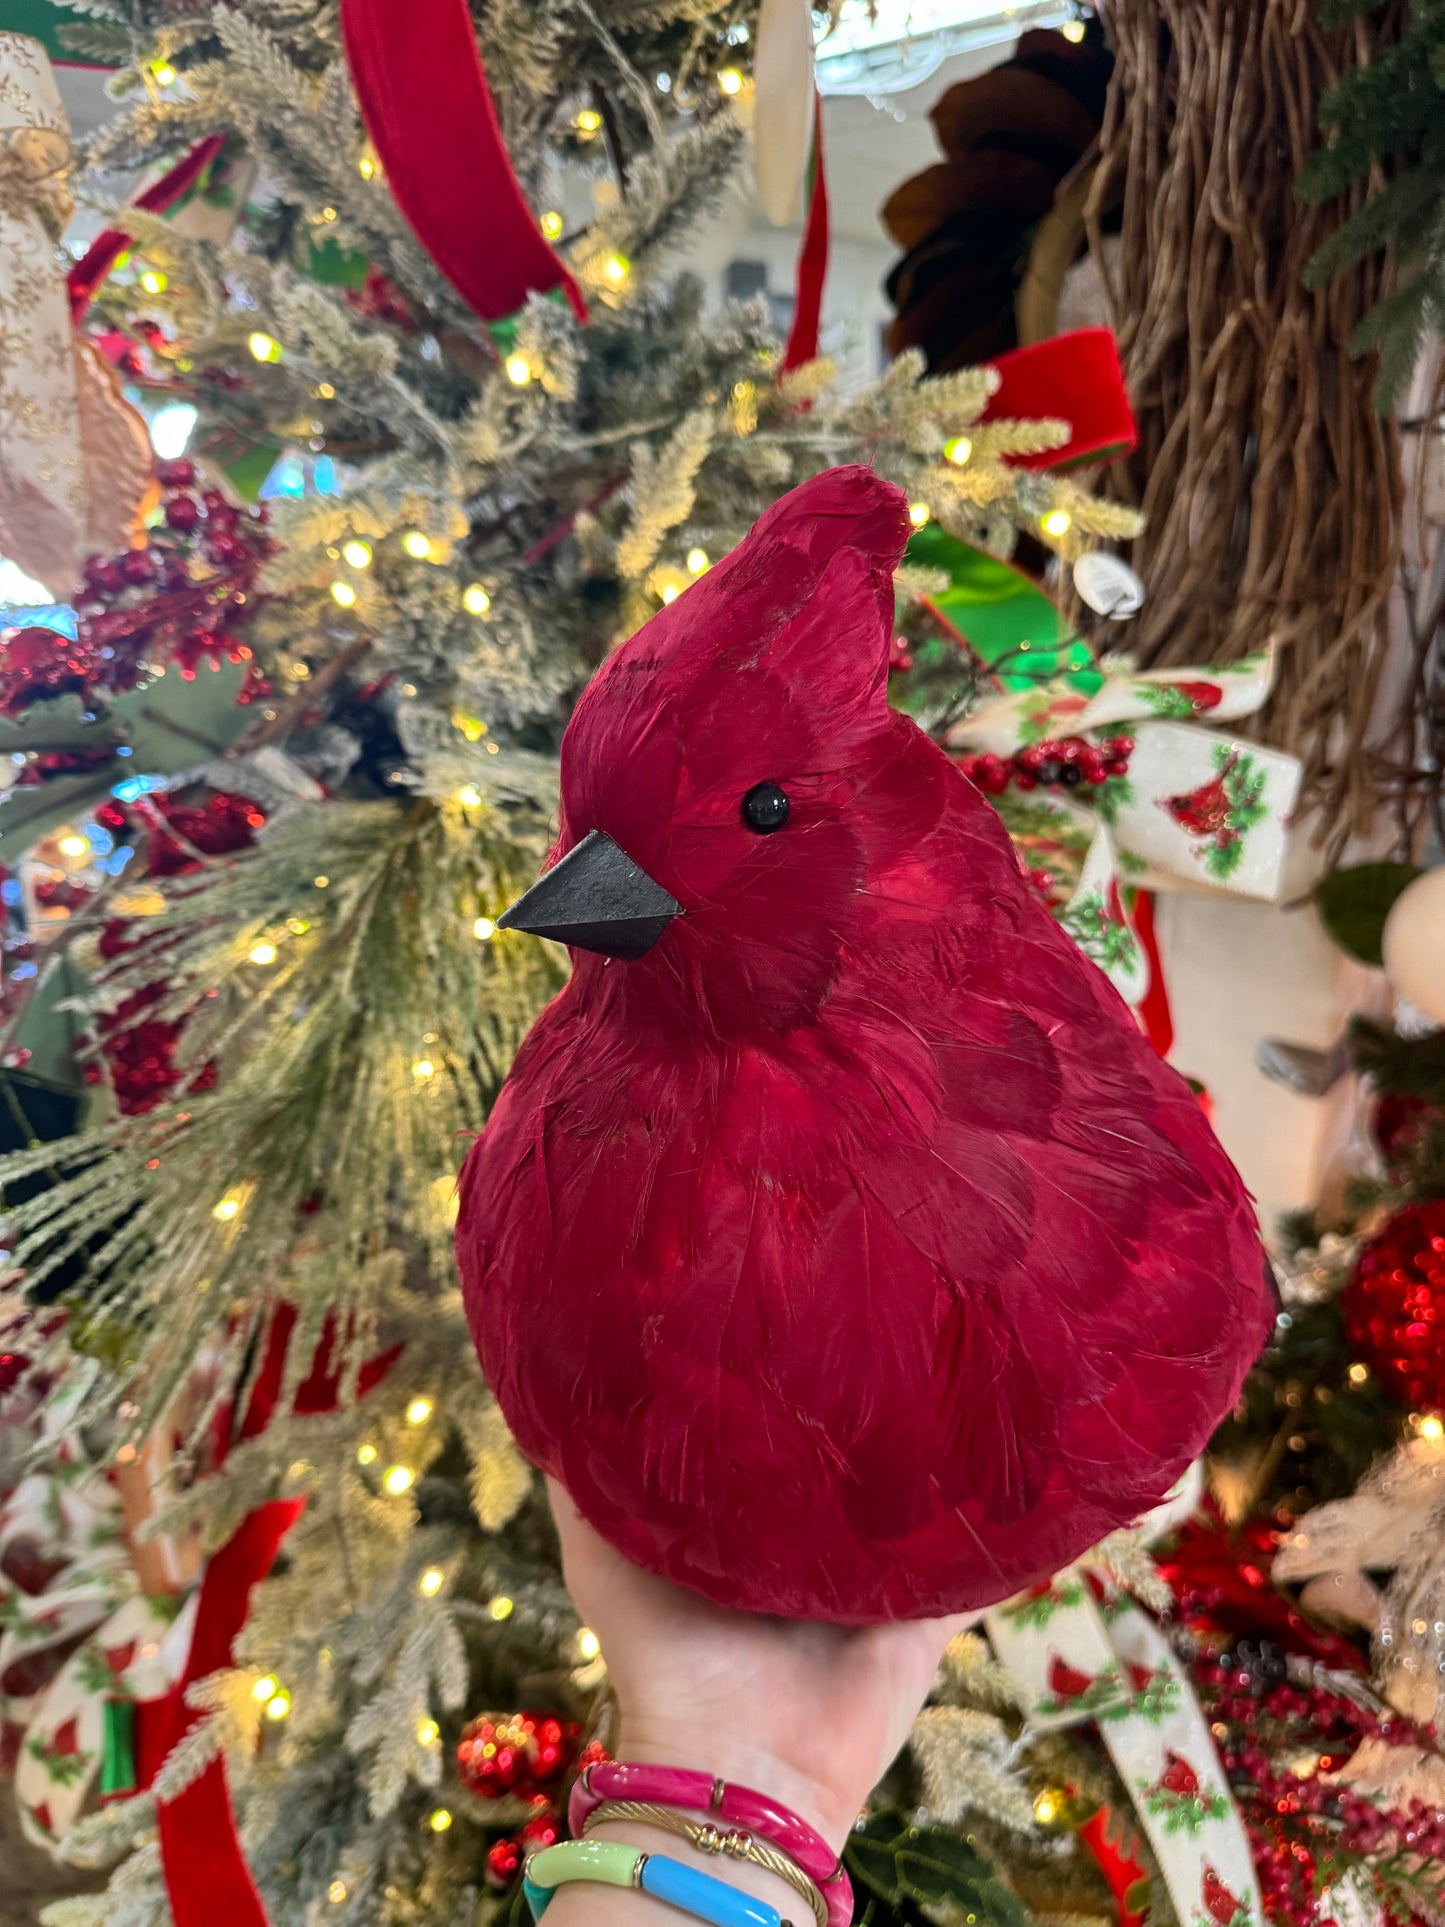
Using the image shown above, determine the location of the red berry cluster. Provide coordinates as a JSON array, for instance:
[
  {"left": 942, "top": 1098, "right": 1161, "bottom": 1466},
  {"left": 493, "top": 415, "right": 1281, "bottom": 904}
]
[
  {"left": 79, "top": 790, "right": 265, "bottom": 1115},
  {"left": 958, "top": 734, "right": 1134, "bottom": 798},
  {"left": 71, "top": 457, "right": 273, "bottom": 702},
  {"left": 469, "top": 1725, "right": 608, "bottom": 1892},
  {"left": 485, "top": 1805, "right": 561, "bottom": 1887},
  {"left": 1195, "top": 1649, "right": 1444, "bottom": 1927}
]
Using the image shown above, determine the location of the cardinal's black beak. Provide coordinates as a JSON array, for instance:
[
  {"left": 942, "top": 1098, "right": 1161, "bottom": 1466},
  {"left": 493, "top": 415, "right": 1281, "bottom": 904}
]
[{"left": 497, "top": 830, "right": 681, "bottom": 960}]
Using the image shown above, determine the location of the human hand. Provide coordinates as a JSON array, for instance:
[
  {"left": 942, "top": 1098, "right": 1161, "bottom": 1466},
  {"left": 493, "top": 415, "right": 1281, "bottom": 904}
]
[{"left": 550, "top": 1477, "right": 970, "bottom": 1853}]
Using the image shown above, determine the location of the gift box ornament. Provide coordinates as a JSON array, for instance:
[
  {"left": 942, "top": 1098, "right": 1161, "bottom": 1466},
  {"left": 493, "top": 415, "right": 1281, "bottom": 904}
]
[{"left": 456, "top": 467, "right": 1275, "bottom": 1624}]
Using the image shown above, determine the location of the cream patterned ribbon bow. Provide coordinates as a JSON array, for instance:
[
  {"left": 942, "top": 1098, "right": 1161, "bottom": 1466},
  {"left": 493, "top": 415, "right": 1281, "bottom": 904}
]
[{"left": 949, "top": 648, "right": 1303, "bottom": 1007}]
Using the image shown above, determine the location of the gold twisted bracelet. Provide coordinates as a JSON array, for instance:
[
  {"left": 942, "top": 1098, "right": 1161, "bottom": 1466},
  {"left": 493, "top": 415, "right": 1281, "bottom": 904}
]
[{"left": 583, "top": 1797, "right": 829, "bottom": 1927}]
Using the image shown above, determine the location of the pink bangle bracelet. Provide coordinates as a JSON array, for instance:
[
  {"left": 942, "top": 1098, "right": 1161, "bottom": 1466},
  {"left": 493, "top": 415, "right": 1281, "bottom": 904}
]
[{"left": 568, "top": 1762, "right": 853, "bottom": 1927}]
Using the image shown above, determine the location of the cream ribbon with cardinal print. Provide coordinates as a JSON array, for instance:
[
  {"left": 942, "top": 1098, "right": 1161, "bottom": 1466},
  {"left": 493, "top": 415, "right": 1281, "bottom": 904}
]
[
  {"left": 985, "top": 1570, "right": 1261, "bottom": 1927},
  {"left": 949, "top": 648, "right": 1303, "bottom": 904}
]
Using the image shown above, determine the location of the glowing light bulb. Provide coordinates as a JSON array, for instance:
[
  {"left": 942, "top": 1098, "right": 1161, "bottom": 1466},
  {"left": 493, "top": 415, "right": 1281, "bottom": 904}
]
[
  {"left": 574, "top": 108, "right": 602, "bottom": 134},
  {"left": 603, "top": 254, "right": 629, "bottom": 288},
  {"left": 1347, "top": 1362, "right": 1369, "bottom": 1385},
  {"left": 252, "top": 1676, "right": 278, "bottom": 1702},
  {"left": 417, "top": 1719, "right": 439, "bottom": 1746},
  {"left": 1034, "top": 1789, "right": 1061, "bottom": 1824},
  {"left": 287, "top": 917, "right": 311, "bottom": 936},
  {"left": 314, "top": 875, "right": 329, "bottom": 888},
  {"left": 329, "top": 1882, "right": 347, "bottom": 1904},
  {"left": 358, "top": 150, "right": 376, "bottom": 180},
  {"left": 661, "top": 583, "right": 680, "bottom": 604},
  {"left": 489, "top": 1595, "right": 514, "bottom": 1621},
  {"left": 383, "top": 1464, "right": 414, "bottom": 1495},
  {"left": 266, "top": 1690, "right": 291, "bottom": 1721},
  {"left": 357, "top": 1442, "right": 378, "bottom": 1465},
  {"left": 1041, "top": 508, "right": 1073, "bottom": 539},
  {"left": 1062, "top": 16, "right": 1086, "bottom": 40},
  {"left": 321, "top": 206, "right": 338, "bottom": 222},
  {"left": 140, "top": 271, "right": 168, "bottom": 295},
  {"left": 248, "top": 332, "right": 282, "bottom": 364},
  {"left": 541, "top": 210, "right": 564, "bottom": 240},
  {"left": 505, "top": 354, "right": 532, "bottom": 386},
  {"left": 212, "top": 1192, "right": 243, "bottom": 1223},
  {"left": 429, "top": 1808, "right": 453, "bottom": 1833},
  {"left": 457, "top": 786, "right": 483, "bottom": 811},
  {"left": 406, "top": 1396, "right": 434, "bottom": 1425},
  {"left": 249, "top": 941, "right": 278, "bottom": 966},
  {"left": 1420, "top": 1414, "right": 1444, "bottom": 1442},
  {"left": 402, "top": 530, "right": 432, "bottom": 560},
  {"left": 419, "top": 1567, "right": 445, "bottom": 1596},
  {"left": 576, "top": 1627, "right": 601, "bottom": 1661},
  {"left": 317, "top": 382, "right": 336, "bottom": 400},
  {"left": 908, "top": 502, "right": 931, "bottom": 528},
  {"left": 152, "top": 62, "right": 177, "bottom": 86},
  {"left": 686, "top": 548, "right": 710, "bottom": 575},
  {"left": 474, "top": 916, "right": 496, "bottom": 942},
  {"left": 412, "top": 1058, "right": 436, "bottom": 1081},
  {"left": 462, "top": 583, "right": 491, "bottom": 616},
  {"left": 58, "top": 834, "right": 89, "bottom": 858},
  {"left": 342, "top": 540, "right": 372, "bottom": 569},
  {"left": 718, "top": 66, "right": 744, "bottom": 95},
  {"left": 944, "top": 436, "right": 973, "bottom": 466},
  {"left": 330, "top": 580, "right": 357, "bottom": 607}
]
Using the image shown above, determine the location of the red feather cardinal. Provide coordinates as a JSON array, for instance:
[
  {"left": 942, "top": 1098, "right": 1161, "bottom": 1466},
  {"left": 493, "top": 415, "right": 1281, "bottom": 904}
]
[{"left": 455, "top": 466, "right": 1273, "bottom": 1623}]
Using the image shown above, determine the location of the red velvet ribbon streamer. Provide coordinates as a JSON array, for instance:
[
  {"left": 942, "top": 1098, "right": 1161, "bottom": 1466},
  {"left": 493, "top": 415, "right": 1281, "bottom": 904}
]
[
  {"left": 985, "top": 328, "right": 1138, "bottom": 470},
  {"left": 136, "top": 1309, "right": 399, "bottom": 1923},
  {"left": 1131, "top": 889, "right": 1174, "bottom": 1060},
  {"left": 67, "top": 133, "right": 229, "bottom": 323},
  {"left": 339, "top": 0, "right": 585, "bottom": 325},
  {"left": 152, "top": 1498, "right": 305, "bottom": 1927},
  {"left": 782, "top": 96, "right": 828, "bottom": 373},
  {"left": 1157, "top": 1511, "right": 1366, "bottom": 1673}
]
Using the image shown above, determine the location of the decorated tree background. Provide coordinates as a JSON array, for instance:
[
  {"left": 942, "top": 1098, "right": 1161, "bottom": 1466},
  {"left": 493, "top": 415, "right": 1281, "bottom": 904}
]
[{"left": 0, "top": 7, "right": 1443, "bottom": 1927}]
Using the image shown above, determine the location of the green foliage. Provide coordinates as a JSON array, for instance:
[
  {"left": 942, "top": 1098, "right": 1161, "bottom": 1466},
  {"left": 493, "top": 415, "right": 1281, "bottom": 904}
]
[
  {"left": 5, "top": 792, "right": 561, "bottom": 1442},
  {"left": 1312, "top": 860, "right": 1422, "bottom": 964},
  {"left": 848, "top": 1812, "right": 1038, "bottom": 1927},
  {"left": 1298, "top": 3, "right": 1445, "bottom": 409},
  {"left": 1211, "top": 1292, "right": 1405, "bottom": 1513},
  {"left": 1350, "top": 1012, "right": 1445, "bottom": 1101}
]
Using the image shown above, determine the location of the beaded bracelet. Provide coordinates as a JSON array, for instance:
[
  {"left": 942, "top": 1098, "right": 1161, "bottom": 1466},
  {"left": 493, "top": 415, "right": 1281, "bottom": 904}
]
[
  {"left": 569, "top": 1763, "right": 852, "bottom": 1927},
  {"left": 583, "top": 1796, "right": 828, "bottom": 1927},
  {"left": 523, "top": 1837, "right": 794, "bottom": 1927}
]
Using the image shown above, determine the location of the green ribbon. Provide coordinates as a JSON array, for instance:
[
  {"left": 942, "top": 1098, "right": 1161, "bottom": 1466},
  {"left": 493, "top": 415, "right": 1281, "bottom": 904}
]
[
  {"left": 906, "top": 523, "right": 1100, "bottom": 692},
  {"left": 101, "top": 1696, "right": 137, "bottom": 1798}
]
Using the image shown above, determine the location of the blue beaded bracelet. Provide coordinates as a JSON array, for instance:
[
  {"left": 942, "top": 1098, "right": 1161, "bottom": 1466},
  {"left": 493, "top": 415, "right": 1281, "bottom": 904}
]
[{"left": 523, "top": 1837, "right": 795, "bottom": 1927}]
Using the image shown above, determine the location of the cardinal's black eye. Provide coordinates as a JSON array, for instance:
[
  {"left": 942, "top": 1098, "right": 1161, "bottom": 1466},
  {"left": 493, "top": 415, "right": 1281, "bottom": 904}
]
[{"left": 741, "top": 781, "right": 790, "bottom": 834}]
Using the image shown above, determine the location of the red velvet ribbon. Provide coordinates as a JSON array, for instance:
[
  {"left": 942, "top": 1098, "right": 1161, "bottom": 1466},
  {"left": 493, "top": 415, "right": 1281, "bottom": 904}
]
[
  {"left": 136, "top": 1309, "right": 399, "bottom": 1923},
  {"left": 339, "top": 0, "right": 585, "bottom": 325},
  {"left": 985, "top": 328, "right": 1138, "bottom": 470},
  {"left": 1157, "top": 1512, "right": 1365, "bottom": 1673},
  {"left": 153, "top": 1498, "right": 305, "bottom": 1927},
  {"left": 1131, "top": 889, "right": 1174, "bottom": 1059},
  {"left": 783, "top": 96, "right": 828, "bottom": 373},
  {"left": 68, "top": 134, "right": 229, "bottom": 323}
]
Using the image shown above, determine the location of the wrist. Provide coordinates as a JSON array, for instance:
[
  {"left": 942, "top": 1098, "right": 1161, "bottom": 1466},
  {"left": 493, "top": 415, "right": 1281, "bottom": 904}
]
[{"left": 616, "top": 1720, "right": 858, "bottom": 1856}]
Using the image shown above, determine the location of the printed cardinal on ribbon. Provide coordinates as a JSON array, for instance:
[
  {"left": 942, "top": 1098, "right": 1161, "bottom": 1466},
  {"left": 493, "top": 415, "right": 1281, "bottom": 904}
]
[
  {"left": 945, "top": 647, "right": 1302, "bottom": 1013},
  {"left": 985, "top": 1547, "right": 1263, "bottom": 1927}
]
